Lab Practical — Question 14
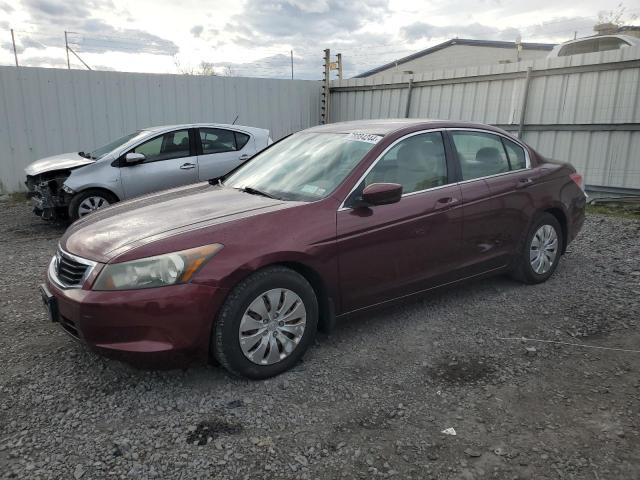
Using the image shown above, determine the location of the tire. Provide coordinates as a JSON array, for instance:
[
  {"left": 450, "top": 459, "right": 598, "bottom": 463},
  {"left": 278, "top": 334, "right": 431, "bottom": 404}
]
[
  {"left": 511, "top": 212, "right": 563, "bottom": 284},
  {"left": 68, "top": 189, "right": 118, "bottom": 221},
  {"left": 213, "top": 266, "right": 318, "bottom": 379}
]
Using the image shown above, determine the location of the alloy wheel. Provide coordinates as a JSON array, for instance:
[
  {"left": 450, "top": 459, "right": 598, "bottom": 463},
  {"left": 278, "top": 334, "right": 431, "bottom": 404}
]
[{"left": 78, "top": 196, "right": 110, "bottom": 217}]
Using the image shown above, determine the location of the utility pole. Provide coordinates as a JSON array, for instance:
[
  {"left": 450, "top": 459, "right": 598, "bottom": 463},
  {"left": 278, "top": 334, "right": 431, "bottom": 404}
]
[
  {"left": 290, "top": 50, "right": 294, "bottom": 80},
  {"left": 64, "top": 31, "right": 92, "bottom": 70},
  {"left": 336, "top": 53, "right": 343, "bottom": 81},
  {"left": 321, "top": 48, "right": 331, "bottom": 124},
  {"left": 64, "top": 31, "right": 70, "bottom": 69},
  {"left": 10, "top": 29, "right": 19, "bottom": 67}
]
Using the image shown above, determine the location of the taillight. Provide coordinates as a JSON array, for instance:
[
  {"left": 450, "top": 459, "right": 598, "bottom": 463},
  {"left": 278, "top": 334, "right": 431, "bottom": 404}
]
[{"left": 570, "top": 173, "right": 584, "bottom": 191}]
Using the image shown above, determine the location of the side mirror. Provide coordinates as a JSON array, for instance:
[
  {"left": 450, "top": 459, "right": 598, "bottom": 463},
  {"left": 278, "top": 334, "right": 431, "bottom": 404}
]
[
  {"left": 359, "top": 183, "right": 402, "bottom": 207},
  {"left": 125, "top": 152, "right": 145, "bottom": 164}
]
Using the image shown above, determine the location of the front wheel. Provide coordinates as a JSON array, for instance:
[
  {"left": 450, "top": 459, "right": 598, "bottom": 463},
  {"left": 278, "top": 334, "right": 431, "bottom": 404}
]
[
  {"left": 213, "top": 266, "right": 318, "bottom": 379},
  {"left": 68, "top": 189, "right": 118, "bottom": 221},
  {"left": 511, "top": 213, "right": 563, "bottom": 284}
]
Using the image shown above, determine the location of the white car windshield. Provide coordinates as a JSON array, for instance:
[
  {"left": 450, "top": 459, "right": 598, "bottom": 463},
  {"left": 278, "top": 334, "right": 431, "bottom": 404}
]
[
  {"left": 224, "top": 132, "right": 379, "bottom": 201},
  {"left": 88, "top": 131, "right": 145, "bottom": 160}
]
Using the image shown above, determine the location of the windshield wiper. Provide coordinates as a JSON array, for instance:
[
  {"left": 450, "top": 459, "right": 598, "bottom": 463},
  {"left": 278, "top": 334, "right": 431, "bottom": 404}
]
[{"left": 238, "top": 186, "right": 280, "bottom": 200}]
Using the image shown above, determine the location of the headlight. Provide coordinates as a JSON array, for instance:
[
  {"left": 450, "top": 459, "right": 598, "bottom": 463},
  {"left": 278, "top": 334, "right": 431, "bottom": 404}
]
[
  {"left": 93, "top": 244, "right": 223, "bottom": 291},
  {"left": 61, "top": 184, "right": 75, "bottom": 194}
]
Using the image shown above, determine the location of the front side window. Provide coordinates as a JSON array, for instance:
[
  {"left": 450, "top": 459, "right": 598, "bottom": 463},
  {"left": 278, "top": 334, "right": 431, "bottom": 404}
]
[
  {"left": 132, "top": 130, "right": 191, "bottom": 162},
  {"left": 451, "top": 131, "right": 510, "bottom": 180},
  {"left": 225, "top": 132, "right": 377, "bottom": 201},
  {"left": 364, "top": 132, "right": 447, "bottom": 195}
]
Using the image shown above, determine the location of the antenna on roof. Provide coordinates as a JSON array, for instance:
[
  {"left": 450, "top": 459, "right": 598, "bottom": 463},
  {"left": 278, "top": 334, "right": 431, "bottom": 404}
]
[{"left": 232, "top": 114, "right": 239, "bottom": 125}]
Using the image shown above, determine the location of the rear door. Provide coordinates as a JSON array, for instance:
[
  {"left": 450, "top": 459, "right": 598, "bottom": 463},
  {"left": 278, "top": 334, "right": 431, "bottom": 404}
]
[
  {"left": 196, "top": 127, "right": 254, "bottom": 181},
  {"left": 447, "top": 129, "right": 537, "bottom": 275},
  {"left": 336, "top": 130, "right": 463, "bottom": 313},
  {"left": 120, "top": 129, "right": 198, "bottom": 198}
]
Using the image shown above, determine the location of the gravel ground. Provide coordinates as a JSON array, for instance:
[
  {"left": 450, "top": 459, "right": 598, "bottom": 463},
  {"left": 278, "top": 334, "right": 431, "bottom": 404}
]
[{"left": 0, "top": 200, "right": 639, "bottom": 480}]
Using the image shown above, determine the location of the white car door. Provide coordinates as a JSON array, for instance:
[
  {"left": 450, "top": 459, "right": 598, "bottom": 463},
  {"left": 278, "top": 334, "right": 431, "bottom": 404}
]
[
  {"left": 120, "top": 129, "right": 198, "bottom": 199},
  {"left": 196, "top": 127, "right": 255, "bottom": 181}
]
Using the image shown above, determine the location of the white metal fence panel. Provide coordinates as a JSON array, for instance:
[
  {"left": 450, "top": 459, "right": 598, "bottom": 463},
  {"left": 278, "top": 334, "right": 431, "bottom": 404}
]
[
  {"left": 0, "top": 66, "right": 322, "bottom": 193},
  {"left": 330, "top": 46, "right": 640, "bottom": 191}
]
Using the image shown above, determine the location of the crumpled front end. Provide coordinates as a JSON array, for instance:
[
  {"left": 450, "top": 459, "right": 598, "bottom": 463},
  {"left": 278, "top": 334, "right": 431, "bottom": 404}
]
[{"left": 26, "top": 170, "right": 73, "bottom": 220}]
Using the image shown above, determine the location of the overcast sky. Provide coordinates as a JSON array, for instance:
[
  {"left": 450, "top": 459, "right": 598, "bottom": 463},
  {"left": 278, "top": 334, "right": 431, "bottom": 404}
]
[{"left": 0, "top": 0, "right": 637, "bottom": 79}]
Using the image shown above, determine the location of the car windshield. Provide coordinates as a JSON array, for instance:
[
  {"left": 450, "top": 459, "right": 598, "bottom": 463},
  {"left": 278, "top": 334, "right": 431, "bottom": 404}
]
[
  {"left": 224, "top": 132, "right": 378, "bottom": 201},
  {"left": 88, "top": 131, "right": 145, "bottom": 159}
]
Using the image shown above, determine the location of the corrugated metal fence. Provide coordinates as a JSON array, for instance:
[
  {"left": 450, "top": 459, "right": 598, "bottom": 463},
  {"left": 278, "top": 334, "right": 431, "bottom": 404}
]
[
  {"left": 0, "top": 66, "right": 322, "bottom": 193},
  {"left": 330, "top": 46, "right": 640, "bottom": 191}
]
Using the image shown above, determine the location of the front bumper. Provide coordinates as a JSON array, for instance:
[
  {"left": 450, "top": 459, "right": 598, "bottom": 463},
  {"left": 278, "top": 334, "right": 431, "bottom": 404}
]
[{"left": 45, "top": 277, "right": 228, "bottom": 363}]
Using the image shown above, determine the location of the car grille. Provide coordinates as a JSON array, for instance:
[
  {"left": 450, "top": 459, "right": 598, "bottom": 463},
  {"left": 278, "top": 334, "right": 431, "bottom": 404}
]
[{"left": 53, "top": 249, "right": 94, "bottom": 288}]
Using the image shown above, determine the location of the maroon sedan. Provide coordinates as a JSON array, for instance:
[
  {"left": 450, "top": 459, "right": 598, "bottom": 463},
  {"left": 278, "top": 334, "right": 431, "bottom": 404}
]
[{"left": 40, "top": 120, "right": 586, "bottom": 378}]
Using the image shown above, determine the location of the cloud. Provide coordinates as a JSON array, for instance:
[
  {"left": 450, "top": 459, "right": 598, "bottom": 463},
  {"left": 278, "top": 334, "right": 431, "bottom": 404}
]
[
  {"left": 525, "top": 16, "right": 598, "bottom": 40},
  {"left": 20, "top": 55, "right": 69, "bottom": 68},
  {"left": 1, "top": 41, "right": 24, "bottom": 54},
  {"left": 226, "top": 0, "right": 389, "bottom": 41},
  {"left": 19, "top": 0, "right": 178, "bottom": 56},
  {"left": 401, "top": 22, "right": 522, "bottom": 42},
  {"left": 0, "top": 1, "right": 13, "bottom": 13},
  {"left": 23, "top": 0, "right": 78, "bottom": 16},
  {"left": 190, "top": 25, "right": 204, "bottom": 38}
]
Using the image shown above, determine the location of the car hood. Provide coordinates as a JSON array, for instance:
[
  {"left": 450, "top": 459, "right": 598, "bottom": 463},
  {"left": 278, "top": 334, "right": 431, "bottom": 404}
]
[
  {"left": 25, "top": 152, "right": 95, "bottom": 176},
  {"left": 61, "top": 183, "right": 298, "bottom": 263}
]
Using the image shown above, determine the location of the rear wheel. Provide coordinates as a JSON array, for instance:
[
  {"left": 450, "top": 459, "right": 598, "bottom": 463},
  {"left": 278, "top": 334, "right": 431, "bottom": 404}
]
[
  {"left": 213, "top": 266, "right": 318, "bottom": 379},
  {"left": 511, "top": 213, "right": 563, "bottom": 284},
  {"left": 68, "top": 189, "right": 117, "bottom": 221}
]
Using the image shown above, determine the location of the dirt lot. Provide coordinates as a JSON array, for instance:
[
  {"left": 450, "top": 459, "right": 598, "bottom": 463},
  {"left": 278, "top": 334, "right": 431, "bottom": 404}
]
[{"left": 0, "top": 200, "right": 639, "bottom": 480}]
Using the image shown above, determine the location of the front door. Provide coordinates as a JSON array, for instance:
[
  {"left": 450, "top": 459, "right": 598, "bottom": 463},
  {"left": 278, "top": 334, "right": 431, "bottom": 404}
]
[
  {"left": 120, "top": 129, "right": 198, "bottom": 198},
  {"left": 196, "top": 127, "right": 254, "bottom": 181},
  {"left": 337, "top": 131, "right": 463, "bottom": 313}
]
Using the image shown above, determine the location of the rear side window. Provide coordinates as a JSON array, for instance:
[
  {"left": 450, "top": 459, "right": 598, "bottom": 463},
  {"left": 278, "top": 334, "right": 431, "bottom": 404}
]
[
  {"left": 450, "top": 131, "right": 509, "bottom": 180},
  {"left": 200, "top": 128, "right": 238, "bottom": 154},
  {"left": 597, "top": 37, "right": 630, "bottom": 52},
  {"left": 235, "top": 132, "right": 250, "bottom": 150},
  {"left": 502, "top": 138, "right": 527, "bottom": 170}
]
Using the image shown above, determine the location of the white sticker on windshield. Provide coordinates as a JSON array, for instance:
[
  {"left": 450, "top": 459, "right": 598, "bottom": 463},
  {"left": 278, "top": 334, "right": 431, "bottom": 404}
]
[
  {"left": 301, "top": 184, "right": 320, "bottom": 194},
  {"left": 346, "top": 132, "right": 382, "bottom": 144}
]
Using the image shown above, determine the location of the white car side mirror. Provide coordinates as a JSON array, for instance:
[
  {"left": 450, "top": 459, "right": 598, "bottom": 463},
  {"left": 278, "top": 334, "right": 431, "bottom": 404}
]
[{"left": 125, "top": 152, "right": 145, "bottom": 164}]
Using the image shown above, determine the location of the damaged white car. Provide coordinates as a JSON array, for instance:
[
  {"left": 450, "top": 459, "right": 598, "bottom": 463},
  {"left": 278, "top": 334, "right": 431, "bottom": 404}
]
[{"left": 25, "top": 123, "right": 271, "bottom": 221}]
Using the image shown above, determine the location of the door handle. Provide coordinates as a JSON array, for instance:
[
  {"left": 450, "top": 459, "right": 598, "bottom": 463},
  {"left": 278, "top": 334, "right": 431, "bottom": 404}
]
[
  {"left": 180, "top": 162, "right": 196, "bottom": 170},
  {"left": 516, "top": 177, "right": 534, "bottom": 189},
  {"left": 239, "top": 154, "right": 250, "bottom": 161},
  {"left": 435, "top": 197, "right": 459, "bottom": 209}
]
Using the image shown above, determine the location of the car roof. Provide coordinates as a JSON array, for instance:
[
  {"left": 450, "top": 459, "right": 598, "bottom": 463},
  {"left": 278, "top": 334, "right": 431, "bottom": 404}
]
[
  {"left": 551, "top": 34, "right": 640, "bottom": 51},
  {"left": 305, "top": 119, "right": 510, "bottom": 136},
  {"left": 142, "top": 123, "right": 269, "bottom": 136}
]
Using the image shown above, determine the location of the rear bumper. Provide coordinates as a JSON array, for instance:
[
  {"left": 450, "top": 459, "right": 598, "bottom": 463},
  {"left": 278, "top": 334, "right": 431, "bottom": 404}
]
[{"left": 45, "top": 277, "right": 228, "bottom": 364}]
